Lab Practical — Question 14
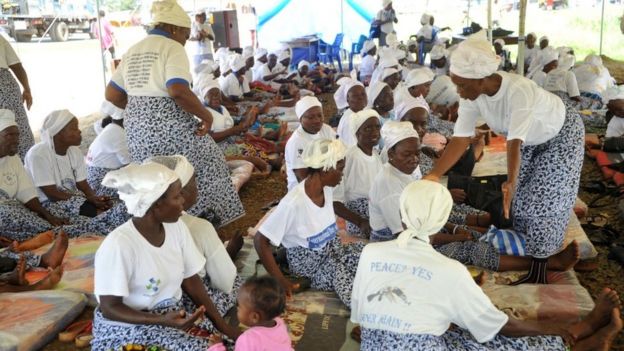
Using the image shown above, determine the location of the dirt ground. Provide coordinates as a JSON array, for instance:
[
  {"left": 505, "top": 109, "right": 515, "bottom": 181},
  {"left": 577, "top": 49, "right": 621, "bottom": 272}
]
[{"left": 43, "top": 93, "right": 624, "bottom": 350}]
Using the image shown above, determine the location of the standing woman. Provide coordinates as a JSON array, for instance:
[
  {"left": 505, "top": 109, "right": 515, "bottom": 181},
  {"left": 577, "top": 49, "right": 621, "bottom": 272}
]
[
  {"left": 424, "top": 31, "right": 584, "bottom": 284},
  {"left": 0, "top": 34, "right": 34, "bottom": 160},
  {"left": 373, "top": 0, "right": 398, "bottom": 47},
  {"left": 105, "top": 0, "right": 244, "bottom": 226}
]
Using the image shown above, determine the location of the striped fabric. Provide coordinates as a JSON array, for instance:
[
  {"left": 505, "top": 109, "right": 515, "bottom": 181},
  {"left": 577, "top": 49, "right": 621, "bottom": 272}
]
[{"left": 480, "top": 226, "right": 526, "bottom": 256}]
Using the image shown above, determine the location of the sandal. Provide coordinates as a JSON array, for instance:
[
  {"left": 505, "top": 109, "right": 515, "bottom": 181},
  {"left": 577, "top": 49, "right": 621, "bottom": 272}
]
[
  {"left": 58, "top": 320, "right": 92, "bottom": 342},
  {"left": 579, "top": 214, "right": 609, "bottom": 228}
]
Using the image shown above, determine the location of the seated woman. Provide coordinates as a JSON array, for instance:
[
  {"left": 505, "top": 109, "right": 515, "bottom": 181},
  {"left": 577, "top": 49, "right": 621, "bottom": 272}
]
[
  {"left": 426, "top": 75, "right": 460, "bottom": 122},
  {"left": 150, "top": 155, "right": 243, "bottom": 319},
  {"left": 395, "top": 67, "right": 435, "bottom": 106},
  {"left": 93, "top": 162, "right": 239, "bottom": 351},
  {"left": 336, "top": 78, "right": 367, "bottom": 147},
  {"left": 334, "top": 109, "right": 383, "bottom": 239},
  {"left": 359, "top": 40, "right": 377, "bottom": 85},
  {"left": 285, "top": 96, "right": 336, "bottom": 190},
  {"left": 494, "top": 39, "right": 513, "bottom": 72},
  {"left": 352, "top": 180, "right": 622, "bottom": 350},
  {"left": 86, "top": 102, "right": 130, "bottom": 198},
  {"left": 367, "top": 81, "right": 395, "bottom": 124},
  {"left": 93, "top": 100, "right": 124, "bottom": 135},
  {"left": 254, "top": 139, "right": 364, "bottom": 306},
  {"left": 25, "top": 110, "right": 112, "bottom": 220},
  {"left": 536, "top": 53, "right": 581, "bottom": 103},
  {"left": 381, "top": 68, "right": 402, "bottom": 93},
  {"left": 220, "top": 54, "right": 251, "bottom": 102},
  {"left": 573, "top": 54, "right": 616, "bottom": 110}
]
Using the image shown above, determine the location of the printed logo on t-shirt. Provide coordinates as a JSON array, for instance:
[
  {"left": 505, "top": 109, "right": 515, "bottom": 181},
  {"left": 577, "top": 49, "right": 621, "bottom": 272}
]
[
  {"left": 144, "top": 277, "right": 161, "bottom": 296},
  {"left": 307, "top": 223, "right": 338, "bottom": 250},
  {"left": 367, "top": 286, "right": 410, "bottom": 305},
  {"left": 297, "top": 148, "right": 303, "bottom": 156},
  {"left": 1, "top": 171, "right": 16, "bottom": 187}
]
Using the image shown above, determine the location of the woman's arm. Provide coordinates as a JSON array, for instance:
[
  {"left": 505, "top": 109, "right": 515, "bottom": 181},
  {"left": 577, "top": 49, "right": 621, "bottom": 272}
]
[
  {"left": 105, "top": 84, "right": 128, "bottom": 109},
  {"left": 210, "top": 124, "right": 246, "bottom": 143},
  {"left": 8, "top": 63, "right": 32, "bottom": 109},
  {"left": 424, "top": 136, "right": 472, "bottom": 180},
  {"left": 23, "top": 198, "right": 68, "bottom": 226},
  {"left": 502, "top": 139, "right": 522, "bottom": 219},
  {"left": 76, "top": 180, "right": 111, "bottom": 210},
  {"left": 182, "top": 275, "right": 241, "bottom": 339},
  {"left": 99, "top": 295, "right": 204, "bottom": 329},
  {"left": 499, "top": 317, "right": 571, "bottom": 343},
  {"left": 167, "top": 83, "right": 214, "bottom": 134},
  {"left": 39, "top": 185, "right": 73, "bottom": 202},
  {"left": 254, "top": 233, "right": 298, "bottom": 297},
  {"left": 333, "top": 202, "right": 371, "bottom": 236}
]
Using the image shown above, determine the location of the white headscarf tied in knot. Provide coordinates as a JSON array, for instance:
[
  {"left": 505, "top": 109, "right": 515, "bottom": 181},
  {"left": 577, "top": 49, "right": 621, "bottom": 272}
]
[
  {"left": 351, "top": 109, "right": 381, "bottom": 135},
  {"left": 298, "top": 60, "right": 310, "bottom": 70},
  {"left": 366, "top": 81, "right": 389, "bottom": 108},
  {"left": 450, "top": 30, "right": 500, "bottom": 79},
  {"left": 584, "top": 54, "right": 603, "bottom": 67},
  {"left": 151, "top": 0, "right": 191, "bottom": 28},
  {"left": 103, "top": 162, "right": 179, "bottom": 217},
  {"left": 426, "top": 75, "right": 459, "bottom": 106},
  {"left": 41, "top": 110, "right": 75, "bottom": 148},
  {"left": 100, "top": 101, "right": 124, "bottom": 120},
  {"left": 539, "top": 35, "right": 549, "bottom": 44},
  {"left": 395, "top": 95, "right": 429, "bottom": 120},
  {"left": 429, "top": 44, "right": 448, "bottom": 60},
  {"left": 381, "top": 67, "right": 400, "bottom": 82},
  {"left": 397, "top": 180, "right": 453, "bottom": 247},
  {"left": 361, "top": 40, "right": 376, "bottom": 55},
  {"left": 295, "top": 96, "right": 322, "bottom": 118},
  {"left": 382, "top": 0, "right": 392, "bottom": 7},
  {"left": 381, "top": 120, "right": 419, "bottom": 151},
  {"left": 405, "top": 67, "right": 434, "bottom": 88},
  {"left": 254, "top": 48, "right": 268, "bottom": 60},
  {"left": 242, "top": 46, "right": 254, "bottom": 60},
  {"left": 196, "top": 76, "right": 220, "bottom": 99},
  {"left": 333, "top": 78, "right": 364, "bottom": 109},
  {"left": 420, "top": 13, "right": 431, "bottom": 25},
  {"left": 229, "top": 54, "right": 246, "bottom": 73},
  {"left": 148, "top": 155, "right": 195, "bottom": 187},
  {"left": 540, "top": 47, "right": 559, "bottom": 66},
  {"left": 0, "top": 109, "right": 16, "bottom": 132},
  {"left": 303, "top": 138, "right": 346, "bottom": 171},
  {"left": 558, "top": 54, "right": 576, "bottom": 71},
  {"left": 604, "top": 85, "right": 624, "bottom": 104},
  {"left": 278, "top": 50, "right": 291, "bottom": 62}
]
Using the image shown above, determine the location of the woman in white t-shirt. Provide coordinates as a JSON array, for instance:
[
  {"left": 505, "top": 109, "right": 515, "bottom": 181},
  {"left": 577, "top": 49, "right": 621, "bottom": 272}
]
[
  {"left": 373, "top": 0, "right": 398, "bottom": 47},
  {"left": 25, "top": 110, "right": 112, "bottom": 220},
  {"left": 0, "top": 34, "right": 34, "bottom": 160},
  {"left": 220, "top": 54, "right": 251, "bottom": 102},
  {"left": 336, "top": 78, "right": 368, "bottom": 147},
  {"left": 104, "top": 0, "right": 243, "bottom": 227},
  {"left": 93, "top": 162, "right": 240, "bottom": 351},
  {"left": 150, "top": 155, "right": 243, "bottom": 323},
  {"left": 255, "top": 139, "right": 364, "bottom": 306},
  {"left": 573, "top": 54, "right": 616, "bottom": 110},
  {"left": 284, "top": 96, "right": 336, "bottom": 190},
  {"left": 425, "top": 30, "right": 584, "bottom": 285},
  {"left": 86, "top": 103, "right": 130, "bottom": 198},
  {"left": 352, "top": 180, "right": 622, "bottom": 350},
  {"left": 359, "top": 40, "right": 377, "bottom": 85},
  {"left": 367, "top": 81, "right": 395, "bottom": 125},
  {"left": 334, "top": 109, "right": 382, "bottom": 239},
  {"left": 605, "top": 87, "right": 624, "bottom": 138}
]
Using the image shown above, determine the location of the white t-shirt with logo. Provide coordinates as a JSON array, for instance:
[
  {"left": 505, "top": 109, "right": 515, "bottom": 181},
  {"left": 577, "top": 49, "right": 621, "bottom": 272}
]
[
  {"left": 111, "top": 30, "right": 192, "bottom": 97},
  {"left": 454, "top": 72, "right": 565, "bottom": 146},
  {"left": 0, "top": 35, "right": 20, "bottom": 69},
  {"left": 284, "top": 124, "right": 336, "bottom": 191},
  {"left": 543, "top": 69, "right": 580, "bottom": 97},
  {"left": 351, "top": 239, "right": 508, "bottom": 342},
  {"left": 333, "top": 146, "right": 383, "bottom": 203},
  {"left": 25, "top": 143, "right": 87, "bottom": 202},
  {"left": 190, "top": 21, "right": 214, "bottom": 56},
  {"left": 259, "top": 180, "right": 338, "bottom": 250},
  {"left": 0, "top": 155, "right": 37, "bottom": 203},
  {"left": 86, "top": 124, "right": 130, "bottom": 170},
  {"left": 94, "top": 219, "right": 205, "bottom": 311}
]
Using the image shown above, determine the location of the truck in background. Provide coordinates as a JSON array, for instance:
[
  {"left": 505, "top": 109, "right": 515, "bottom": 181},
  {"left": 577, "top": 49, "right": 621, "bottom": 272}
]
[{"left": 0, "top": 0, "right": 96, "bottom": 42}]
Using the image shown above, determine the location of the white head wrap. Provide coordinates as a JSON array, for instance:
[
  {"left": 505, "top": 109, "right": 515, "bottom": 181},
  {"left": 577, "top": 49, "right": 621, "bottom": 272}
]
[
  {"left": 148, "top": 155, "right": 195, "bottom": 187},
  {"left": 41, "top": 110, "right": 75, "bottom": 147},
  {"left": 229, "top": 54, "right": 246, "bottom": 73},
  {"left": 539, "top": 35, "right": 549, "bottom": 44},
  {"left": 100, "top": 100, "right": 124, "bottom": 120},
  {"left": 151, "top": 0, "right": 191, "bottom": 28},
  {"left": 395, "top": 95, "right": 429, "bottom": 120},
  {"left": 584, "top": 54, "right": 603, "bottom": 67},
  {"left": 405, "top": 67, "right": 434, "bottom": 88},
  {"left": 386, "top": 33, "right": 398, "bottom": 48},
  {"left": 493, "top": 38, "right": 505, "bottom": 48},
  {"left": 426, "top": 75, "right": 459, "bottom": 106},
  {"left": 302, "top": 139, "right": 347, "bottom": 171},
  {"left": 198, "top": 77, "right": 220, "bottom": 99},
  {"left": 604, "top": 85, "right": 624, "bottom": 103},
  {"left": 215, "top": 47, "right": 230, "bottom": 62},
  {"left": 102, "top": 162, "right": 179, "bottom": 217},
  {"left": 333, "top": 78, "right": 364, "bottom": 109},
  {"left": 193, "top": 60, "right": 215, "bottom": 76},
  {"left": 0, "top": 109, "right": 16, "bottom": 132},
  {"left": 381, "top": 67, "right": 400, "bottom": 82},
  {"left": 366, "top": 81, "right": 389, "bottom": 108},
  {"left": 556, "top": 46, "right": 572, "bottom": 57},
  {"left": 420, "top": 13, "right": 431, "bottom": 25},
  {"left": 298, "top": 60, "right": 310, "bottom": 70},
  {"left": 540, "top": 47, "right": 559, "bottom": 66},
  {"left": 558, "top": 54, "right": 576, "bottom": 71},
  {"left": 242, "top": 46, "right": 254, "bottom": 60},
  {"left": 278, "top": 50, "right": 291, "bottom": 62},
  {"left": 254, "top": 48, "right": 268, "bottom": 60},
  {"left": 377, "top": 52, "right": 399, "bottom": 68},
  {"left": 393, "top": 48, "right": 407, "bottom": 60},
  {"left": 527, "top": 32, "right": 537, "bottom": 40},
  {"left": 429, "top": 44, "right": 448, "bottom": 60},
  {"left": 396, "top": 180, "right": 453, "bottom": 247},
  {"left": 381, "top": 120, "right": 420, "bottom": 151},
  {"left": 351, "top": 109, "right": 381, "bottom": 135},
  {"left": 295, "top": 96, "right": 322, "bottom": 119},
  {"left": 382, "top": 0, "right": 392, "bottom": 7},
  {"left": 450, "top": 30, "right": 500, "bottom": 79},
  {"left": 361, "top": 40, "right": 376, "bottom": 55}
]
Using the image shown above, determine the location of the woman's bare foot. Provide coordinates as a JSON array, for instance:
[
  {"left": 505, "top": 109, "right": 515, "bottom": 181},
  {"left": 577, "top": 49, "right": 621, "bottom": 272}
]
[
  {"left": 33, "top": 266, "right": 64, "bottom": 290},
  {"left": 569, "top": 288, "right": 622, "bottom": 340},
  {"left": 7, "top": 255, "right": 28, "bottom": 286},
  {"left": 548, "top": 241, "right": 580, "bottom": 271},
  {"left": 226, "top": 230, "right": 245, "bottom": 260},
  {"left": 574, "top": 308, "right": 623, "bottom": 351},
  {"left": 40, "top": 231, "right": 68, "bottom": 269}
]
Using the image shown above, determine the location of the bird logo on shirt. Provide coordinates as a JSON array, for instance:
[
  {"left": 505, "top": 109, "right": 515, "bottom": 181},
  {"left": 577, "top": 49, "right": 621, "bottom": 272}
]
[{"left": 146, "top": 278, "right": 161, "bottom": 294}]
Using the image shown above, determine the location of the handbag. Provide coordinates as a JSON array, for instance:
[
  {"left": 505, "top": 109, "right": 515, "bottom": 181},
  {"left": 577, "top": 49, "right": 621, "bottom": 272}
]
[
  {"left": 447, "top": 174, "right": 513, "bottom": 228},
  {"left": 370, "top": 23, "right": 381, "bottom": 39}
]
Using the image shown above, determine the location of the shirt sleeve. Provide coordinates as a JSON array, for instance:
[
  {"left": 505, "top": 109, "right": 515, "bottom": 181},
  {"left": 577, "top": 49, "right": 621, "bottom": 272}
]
[
  {"left": 285, "top": 136, "right": 307, "bottom": 170},
  {"left": 378, "top": 193, "right": 403, "bottom": 234},
  {"left": 110, "top": 60, "right": 126, "bottom": 93},
  {"left": 94, "top": 234, "right": 133, "bottom": 298},
  {"left": 453, "top": 100, "right": 479, "bottom": 138},
  {"left": 2, "top": 37, "right": 20, "bottom": 66},
  {"left": 258, "top": 199, "right": 294, "bottom": 246},
  {"left": 566, "top": 71, "right": 580, "bottom": 98},
  {"left": 13, "top": 158, "right": 37, "bottom": 203},
  {"left": 70, "top": 148, "right": 88, "bottom": 182},
  {"left": 178, "top": 222, "right": 206, "bottom": 279},
  {"left": 449, "top": 267, "right": 509, "bottom": 343},
  {"left": 606, "top": 118, "right": 624, "bottom": 138},
  {"left": 165, "top": 44, "right": 192, "bottom": 87},
  {"left": 506, "top": 85, "right": 536, "bottom": 142},
  {"left": 25, "top": 148, "right": 56, "bottom": 187},
  {"left": 233, "top": 331, "right": 261, "bottom": 351}
]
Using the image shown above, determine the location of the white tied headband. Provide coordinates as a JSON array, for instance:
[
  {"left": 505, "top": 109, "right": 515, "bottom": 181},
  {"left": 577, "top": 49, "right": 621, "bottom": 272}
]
[
  {"left": 229, "top": 54, "right": 246, "bottom": 73},
  {"left": 604, "top": 85, "right": 624, "bottom": 104},
  {"left": 197, "top": 76, "right": 220, "bottom": 99},
  {"left": 405, "top": 67, "right": 434, "bottom": 88},
  {"left": 298, "top": 60, "right": 310, "bottom": 70},
  {"left": 295, "top": 96, "right": 322, "bottom": 119},
  {"left": 151, "top": 0, "right": 191, "bottom": 28},
  {"left": 494, "top": 39, "right": 505, "bottom": 48},
  {"left": 381, "top": 120, "right": 420, "bottom": 151},
  {"left": 426, "top": 75, "right": 459, "bottom": 106},
  {"left": 100, "top": 100, "right": 124, "bottom": 120},
  {"left": 397, "top": 180, "right": 453, "bottom": 247},
  {"left": 558, "top": 54, "right": 575, "bottom": 72},
  {"left": 450, "top": 30, "right": 500, "bottom": 79},
  {"left": 333, "top": 78, "right": 364, "bottom": 110},
  {"left": 395, "top": 95, "right": 429, "bottom": 121},
  {"left": 429, "top": 44, "right": 447, "bottom": 60},
  {"left": 381, "top": 67, "right": 400, "bottom": 82},
  {"left": 0, "top": 109, "right": 17, "bottom": 132},
  {"left": 302, "top": 138, "right": 347, "bottom": 171},
  {"left": 103, "top": 162, "right": 179, "bottom": 217},
  {"left": 242, "top": 46, "right": 254, "bottom": 60},
  {"left": 351, "top": 109, "right": 381, "bottom": 136},
  {"left": 541, "top": 47, "right": 559, "bottom": 66},
  {"left": 41, "top": 110, "right": 75, "bottom": 148},
  {"left": 366, "top": 81, "right": 389, "bottom": 108},
  {"left": 254, "top": 48, "right": 268, "bottom": 60},
  {"left": 539, "top": 35, "right": 549, "bottom": 44},
  {"left": 361, "top": 40, "right": 375, "bottom": 55},
  {"left": 278, "top": 50, "right": 290, "bottom": 62},
  {"left": 148, "top": 155, "right": 195, "bottom": 187}
]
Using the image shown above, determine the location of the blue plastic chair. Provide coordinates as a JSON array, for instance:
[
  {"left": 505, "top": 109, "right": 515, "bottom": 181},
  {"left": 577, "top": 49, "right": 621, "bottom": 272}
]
[
  {"left": 349, "top": 34, "right": 368, "bottom": 71},
  {"left": 417, "top": 27, "right": 439, "bottom": 65},
  {"left": 318, "top": 33, "right": 344, "bottom": 72}
]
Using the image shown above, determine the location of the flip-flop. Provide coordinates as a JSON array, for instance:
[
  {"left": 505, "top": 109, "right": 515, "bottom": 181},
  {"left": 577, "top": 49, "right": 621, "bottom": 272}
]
[
  {"left": 579, "top": 214, "right": 609, "bottom": 228},
  {"left": 58, "top": 320, "right": 92, "bottom": 342}
]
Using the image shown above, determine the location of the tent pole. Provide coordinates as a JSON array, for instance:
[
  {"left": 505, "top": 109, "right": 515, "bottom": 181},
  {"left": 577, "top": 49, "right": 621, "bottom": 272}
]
[
  {"left": 487, "top": 0, "right": 492, "bottom": 42},
  {"left": 517, "top": 0, "right": 527, "bottom": 76},
  {"left": 95, "top": 0, "right": 107, "bottom": 88},
  {"left": 599, "top": 0, "right": 605, "bottom": 55}
]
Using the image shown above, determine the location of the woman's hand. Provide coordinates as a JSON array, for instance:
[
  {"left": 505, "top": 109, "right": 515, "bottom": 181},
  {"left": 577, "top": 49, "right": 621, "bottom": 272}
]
[
  {"left": 196, "top": 119, "right": 211, "bottom": 136},
  {"left": 454, "top": 227, "right": 474, "bottom": 242},
  {"left": 44, "top": 213, "right": 69, "bottom": 227},
  {"left": 278, "top": 276, "right": 300, "bottom": 299},
  {"left": 22, "top": 90, "right": 32, "bottom": 110},
  {"left": 501, "top": 180, "right": 516, "bottom": 219},
  {"left": 449, "top": 189, "right": 467, "bottom": 204},
  {"left": 358, "top": 219, "right": 372, "bottom": 237},
  {"left": 88, "top": 195, "right": 112, "bottom": 210},
  {"left": 161, "top": 307, "right": 205, "bottom": 330}
]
